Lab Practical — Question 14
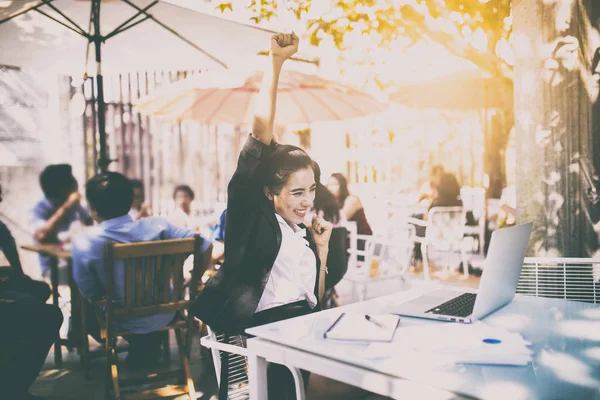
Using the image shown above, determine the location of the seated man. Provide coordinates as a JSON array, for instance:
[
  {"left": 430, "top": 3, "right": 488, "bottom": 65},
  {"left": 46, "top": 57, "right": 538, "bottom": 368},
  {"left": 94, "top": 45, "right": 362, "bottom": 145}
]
[
  {"left": 1, "top": 180, "right": 61, "bottom": 400},
  {"left": 0, "top": 289, "right": 63, "bottom": 400},
  {"left": 29, "top": 164, "right": 93, "bottom": 276},
  {"left": 72, "top": 172, "right": 210, "bottom": 366}
]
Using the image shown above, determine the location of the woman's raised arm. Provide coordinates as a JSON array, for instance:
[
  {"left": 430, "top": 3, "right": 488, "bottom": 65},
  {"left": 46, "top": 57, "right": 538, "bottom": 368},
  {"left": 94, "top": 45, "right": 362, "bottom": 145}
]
[{"left": 252, "top": 32, "right": 298, "bottom": 145}]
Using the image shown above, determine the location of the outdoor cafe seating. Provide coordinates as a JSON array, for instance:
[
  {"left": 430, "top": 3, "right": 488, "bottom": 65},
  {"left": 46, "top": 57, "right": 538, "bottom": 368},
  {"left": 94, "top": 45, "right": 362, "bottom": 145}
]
[{"left": 96, "top": 237, "right": 211, "bottom": 400}]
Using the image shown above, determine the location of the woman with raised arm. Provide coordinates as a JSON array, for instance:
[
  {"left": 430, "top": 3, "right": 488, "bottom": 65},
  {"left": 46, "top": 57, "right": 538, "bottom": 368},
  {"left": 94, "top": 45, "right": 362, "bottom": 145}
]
[{"left": 191, "top": 32, "right": 332, "bottom": 399}]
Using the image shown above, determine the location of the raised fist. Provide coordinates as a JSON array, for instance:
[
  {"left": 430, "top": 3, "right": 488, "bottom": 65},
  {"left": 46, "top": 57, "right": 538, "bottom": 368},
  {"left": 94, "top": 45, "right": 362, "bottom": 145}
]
[{"left": 271, "top": 32, "right": 299, "bottom": 61}]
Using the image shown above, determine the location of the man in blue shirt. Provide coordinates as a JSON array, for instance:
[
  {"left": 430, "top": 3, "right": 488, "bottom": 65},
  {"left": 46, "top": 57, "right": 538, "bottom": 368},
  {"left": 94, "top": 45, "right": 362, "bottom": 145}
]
[
  {"left": 72, "top": 172, "right": 210, "bottom": 366},
  {"left": 29, "top": 164, "right": 93, "bottom": 276}
]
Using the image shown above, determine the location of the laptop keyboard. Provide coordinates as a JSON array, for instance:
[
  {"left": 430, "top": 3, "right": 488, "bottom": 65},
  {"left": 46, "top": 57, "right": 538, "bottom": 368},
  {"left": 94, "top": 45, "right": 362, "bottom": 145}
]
[{"left": 425, "top": 293, "right": 477, "bottom": 318}]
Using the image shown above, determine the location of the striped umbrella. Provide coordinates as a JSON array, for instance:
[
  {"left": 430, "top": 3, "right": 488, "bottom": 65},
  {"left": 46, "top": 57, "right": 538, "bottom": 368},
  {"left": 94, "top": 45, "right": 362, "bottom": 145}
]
[{"left": 134, "top": 69, "right": 388, "bottom": 126}]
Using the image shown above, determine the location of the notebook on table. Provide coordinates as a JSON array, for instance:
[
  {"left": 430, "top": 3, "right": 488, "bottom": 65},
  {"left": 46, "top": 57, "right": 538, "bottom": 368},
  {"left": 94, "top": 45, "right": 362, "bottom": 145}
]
[{"left": 324, "top": 313, "right": 401, "bottom": 342}]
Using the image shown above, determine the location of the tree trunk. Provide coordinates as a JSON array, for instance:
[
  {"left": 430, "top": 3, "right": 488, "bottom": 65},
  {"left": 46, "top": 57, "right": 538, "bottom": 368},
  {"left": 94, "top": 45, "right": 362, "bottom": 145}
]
[
  {"left": 485, "top": 109, "right": 513, "bottom": 192},
  {"left": 513, "top": 0, "right": 600, "bottom": 257}
]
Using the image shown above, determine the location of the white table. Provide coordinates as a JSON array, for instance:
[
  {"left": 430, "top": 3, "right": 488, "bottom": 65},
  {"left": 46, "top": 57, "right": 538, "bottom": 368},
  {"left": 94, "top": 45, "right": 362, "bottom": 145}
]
[{"left": 246, "top": 287, "right": 600, "bottom": 399}]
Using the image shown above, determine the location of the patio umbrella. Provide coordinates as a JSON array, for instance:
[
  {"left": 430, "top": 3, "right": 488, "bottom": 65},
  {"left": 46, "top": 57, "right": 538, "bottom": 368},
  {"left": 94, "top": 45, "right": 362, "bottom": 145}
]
[
  {"left": 0, "top": 0, "right": 275, "bottom": 172},
  {"left": 134, "top": 69, "right": 388, "bottom": 125},
  {"left": 0, "top": 143, "right": 23, "bottom": 167}
]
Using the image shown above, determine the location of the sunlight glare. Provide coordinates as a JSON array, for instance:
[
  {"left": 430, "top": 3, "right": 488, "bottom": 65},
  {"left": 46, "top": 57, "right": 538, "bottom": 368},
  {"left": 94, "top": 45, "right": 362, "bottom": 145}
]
[
  {"left": 489, "top": 314, "right": 531, "bottom": 330},
  {"left": 584, "top": 347, "right": 600, "bottom": 362},
  {"left": 579, "top": 308, "right": 600, "bottom": 320},
  {"left": 470, "top": 28, "right": 488, "bottom": 52},
  {"left": 479, "top": 382, "right": 531, "bottom": 400},
  {"left": 540, "top": 350, "right": 600, "bottom": 387},
  {"left": 556, "top": 321, "right": 600, "bottom": 341}
]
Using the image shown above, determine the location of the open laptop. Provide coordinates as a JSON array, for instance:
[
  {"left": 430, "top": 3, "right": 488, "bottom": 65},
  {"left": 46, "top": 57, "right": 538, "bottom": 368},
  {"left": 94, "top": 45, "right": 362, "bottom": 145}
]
[{"left": 395, "top": 222, "right": 533, "bottom": 323}]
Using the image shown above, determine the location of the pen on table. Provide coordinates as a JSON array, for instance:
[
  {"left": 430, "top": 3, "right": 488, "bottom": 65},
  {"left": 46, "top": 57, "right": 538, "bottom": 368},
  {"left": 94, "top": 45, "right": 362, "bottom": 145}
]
[{"left": 365, "top": 314, "right": 385, "bottom": 328}]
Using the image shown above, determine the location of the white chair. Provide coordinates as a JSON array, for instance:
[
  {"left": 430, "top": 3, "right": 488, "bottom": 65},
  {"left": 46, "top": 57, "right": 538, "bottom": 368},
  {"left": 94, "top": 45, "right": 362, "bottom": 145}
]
[
  {"left": 518, "top": 257, "right": 600, "bottom": 303},
  {"left": 460, "top": 187, "right": 487, "bottom": 256},
  {"left": 408, "top": 206, "right": 468, "bottom": 280},
  {"left": 201, "top": 327, "right": 306, "bottom": 400},
  {"left": 344, "top": 221, "right": 415, "bottom": 302}
]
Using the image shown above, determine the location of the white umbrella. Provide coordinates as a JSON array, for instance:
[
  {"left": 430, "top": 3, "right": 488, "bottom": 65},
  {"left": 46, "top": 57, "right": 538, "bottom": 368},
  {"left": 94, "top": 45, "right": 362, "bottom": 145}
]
[
  {"left": 0, "top": 0, "right": 278, "bottom": 74},
  {"left": 0, "top": 0, "right": 275, "bottom": 171},
  {"left": 135, "top": 69, "right": 388, "bottom": 126},
  {"left": 0, "top": 143, "right": 23, "bottom": 167}
]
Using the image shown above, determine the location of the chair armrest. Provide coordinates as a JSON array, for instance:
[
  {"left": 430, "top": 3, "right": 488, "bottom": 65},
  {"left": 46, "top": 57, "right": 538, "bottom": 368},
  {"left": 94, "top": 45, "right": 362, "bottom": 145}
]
[
  {"left": 407, "top": 217, "right": 427, "bottom": 227},
  {"left": 412, "top": 236, "right": 428, "bottom": 245},
  {"left": 356, "top": 234, "right": 373, "bottom": 241},
  {"left": 347, "top": 248, "right": 369, "bottom": 256},
  {"left": 200, "top": 335, "right": 249, "bottom": 357},
  {"left": 90, "top": 298, "right": 107, "bottom": 307}
]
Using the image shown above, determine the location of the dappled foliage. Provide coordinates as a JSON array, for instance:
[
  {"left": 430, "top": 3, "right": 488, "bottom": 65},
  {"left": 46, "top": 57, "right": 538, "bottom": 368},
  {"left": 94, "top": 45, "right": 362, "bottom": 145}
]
[{"left": 216, "top": 0, "right": 512, "bottom": 78}]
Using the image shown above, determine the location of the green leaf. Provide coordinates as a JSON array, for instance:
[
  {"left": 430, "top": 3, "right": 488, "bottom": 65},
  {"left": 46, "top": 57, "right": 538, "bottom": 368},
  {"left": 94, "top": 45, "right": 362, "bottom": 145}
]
[{"left": 215, "top": 2, "right": 233, "bottom": 13}]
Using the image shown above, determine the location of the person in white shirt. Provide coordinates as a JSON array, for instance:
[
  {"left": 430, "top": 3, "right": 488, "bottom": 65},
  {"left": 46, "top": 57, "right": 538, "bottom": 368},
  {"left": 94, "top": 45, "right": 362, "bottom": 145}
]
[{"left": 168, "top": 184, "right": 197, "bottom": 230}]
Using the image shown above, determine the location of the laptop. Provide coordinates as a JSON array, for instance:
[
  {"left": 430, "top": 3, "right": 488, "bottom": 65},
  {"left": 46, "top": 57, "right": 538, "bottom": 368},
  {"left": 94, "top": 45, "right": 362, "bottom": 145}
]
[{"left": 395, "top": 222, "right": 533, "bottom": 323}]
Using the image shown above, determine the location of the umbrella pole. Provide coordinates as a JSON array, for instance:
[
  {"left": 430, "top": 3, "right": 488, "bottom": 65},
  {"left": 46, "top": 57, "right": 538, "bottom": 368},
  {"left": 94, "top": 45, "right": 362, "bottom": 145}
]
[{"left": 92, "top": 0, "right": 110, "bottom": 173}]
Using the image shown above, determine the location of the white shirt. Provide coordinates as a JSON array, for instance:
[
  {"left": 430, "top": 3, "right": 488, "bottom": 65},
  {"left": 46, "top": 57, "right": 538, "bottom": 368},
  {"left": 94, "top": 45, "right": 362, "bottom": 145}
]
[
  {"left": 168, "top": 207, "right": 196, "bottom": 230},
  {"left": 255, "top": 213, "right": 318, "bottom": 313}
]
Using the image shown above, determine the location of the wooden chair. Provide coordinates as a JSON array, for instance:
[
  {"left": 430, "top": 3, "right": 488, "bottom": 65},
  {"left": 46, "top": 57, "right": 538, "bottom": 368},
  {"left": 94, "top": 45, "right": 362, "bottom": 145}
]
[{"left": 98, "top": 236, "right": 211, "bottom": 400}]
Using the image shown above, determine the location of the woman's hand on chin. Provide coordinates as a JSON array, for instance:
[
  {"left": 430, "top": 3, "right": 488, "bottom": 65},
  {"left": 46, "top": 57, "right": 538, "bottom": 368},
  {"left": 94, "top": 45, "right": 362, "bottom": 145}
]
[{"left": 311, "top": 215, "right": 333, "bottom": 249}]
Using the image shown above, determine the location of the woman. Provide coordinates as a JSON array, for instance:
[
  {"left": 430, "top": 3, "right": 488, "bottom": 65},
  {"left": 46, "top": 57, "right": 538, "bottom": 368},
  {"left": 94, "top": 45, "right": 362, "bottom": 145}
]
[
  {"left": 328, "top": 173, "right": 372, "bottom": 235},
  {"left": 191, "top": 32, "right": 332, "bottom": 399},
  {"left": 305, "top": 162, "right": 344, "bottom": 227},
  {"left": 429, "top": 173, "right": 462, "bottom": 210},
  {"left": 413, "top": 172, "right": 464, "bottom": 261}
]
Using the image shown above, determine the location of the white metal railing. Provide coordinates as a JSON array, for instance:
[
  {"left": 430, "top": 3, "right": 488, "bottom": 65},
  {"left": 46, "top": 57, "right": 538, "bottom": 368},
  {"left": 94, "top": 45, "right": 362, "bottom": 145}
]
[{"left": 518, "top": 257, "right": 600, "bottom": 304}]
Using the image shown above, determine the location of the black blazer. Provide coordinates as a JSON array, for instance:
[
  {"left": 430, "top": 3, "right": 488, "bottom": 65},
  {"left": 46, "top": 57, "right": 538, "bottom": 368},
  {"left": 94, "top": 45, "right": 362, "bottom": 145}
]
[{"left": 191, "top": 135, "right": 322, "bottom": 334}]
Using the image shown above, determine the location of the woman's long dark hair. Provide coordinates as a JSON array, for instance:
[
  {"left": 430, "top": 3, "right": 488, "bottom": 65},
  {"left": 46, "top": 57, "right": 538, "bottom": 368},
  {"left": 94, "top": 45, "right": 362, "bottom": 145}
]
[
  {"left": 312, "top": 162, "right": 341, "bottom": 224},
  {"left": 330, "top": 173, "right": 350, "bottom": 208},
  {"left": 434, "top": 173, "right": 462, "bottom": 207}
]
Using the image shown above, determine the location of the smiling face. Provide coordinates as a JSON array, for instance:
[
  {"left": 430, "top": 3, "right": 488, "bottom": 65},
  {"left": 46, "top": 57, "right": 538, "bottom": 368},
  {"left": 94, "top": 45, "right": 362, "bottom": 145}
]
[{"left": 268, "top": 167, "right": 316, "bottom": 225}]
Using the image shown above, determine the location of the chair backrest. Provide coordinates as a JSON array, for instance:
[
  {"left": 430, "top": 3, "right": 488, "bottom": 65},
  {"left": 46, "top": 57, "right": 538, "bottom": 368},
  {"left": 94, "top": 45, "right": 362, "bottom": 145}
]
[
  {"left": 425, "top": 206, "right": 466, "bottom": 252},
  {"left": 326, "top": 227, "right": 350, "bottom": 289},
  {"left": 205, "top": 327, "right": 249, "bottom": 390},
  {"left": 343, "top": 221, "right": 359, "bottom": 270},
  {"left": 460, "top": 187, "right": 486, "bottom": 220},
  {"left": 381, "top": 223, "right": 415, "bottom": 274},
  {"left": 518, "top": 257, "right": 600, "bottom": 304},
  {"left": 203, "top": 326, "right": 305, "bottom": 400},
  {"left": 104, "top": 236, "right": 211, "bottom": 319}
]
